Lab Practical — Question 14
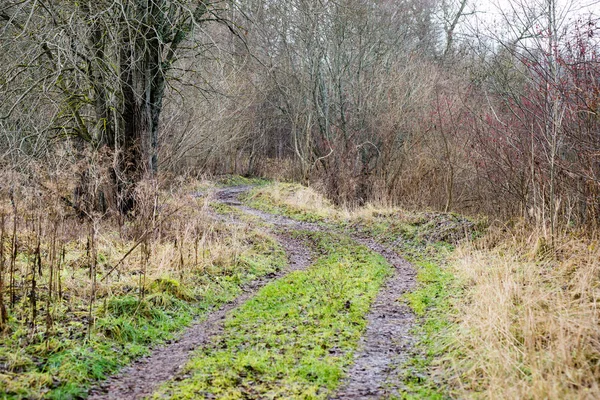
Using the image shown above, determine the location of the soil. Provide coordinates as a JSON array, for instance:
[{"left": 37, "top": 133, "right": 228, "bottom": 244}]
[{"left": 88, "top": 186, "right": 416, "bottom": 399}]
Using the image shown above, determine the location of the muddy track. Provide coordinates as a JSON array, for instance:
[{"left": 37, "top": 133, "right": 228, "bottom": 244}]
[
  {"left": 222, "top": 187, "right": 417, "bottom": 399},
  {"left": 87, "top": 193, "right": 312, "bottom": 400},
  {"left": 89, "top": 186, "right": 416, "bottom": 399}
]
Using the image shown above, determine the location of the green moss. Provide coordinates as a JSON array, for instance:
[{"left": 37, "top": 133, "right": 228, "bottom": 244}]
[{"left": 154, "top": 231, "right": 391, "bottom": 399}]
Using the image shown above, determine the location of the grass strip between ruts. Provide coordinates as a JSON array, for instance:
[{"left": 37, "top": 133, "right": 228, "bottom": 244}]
[
  {"left": 154, "top": 231, "right": 392, "bottom": 399},
  {"left": 240, "top": 184, "right": 465, "bottom": 399}
]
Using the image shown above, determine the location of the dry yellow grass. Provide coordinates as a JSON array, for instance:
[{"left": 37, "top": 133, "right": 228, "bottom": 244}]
[
  {"left": 445, "top": 225, "right": 600, "bottom": 399},
  {"left": 203, "top": 181, "right": 600, "bottom": 398},
  {"left": 251, "top": 181, "right": 412, "bottom": 222},
  {"left": 251, "top": 182, "right": 340, "bottom": 219}
]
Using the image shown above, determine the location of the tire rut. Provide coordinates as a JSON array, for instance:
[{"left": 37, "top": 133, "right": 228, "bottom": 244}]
[
  {"left": 331, "top": 238, "right": 416, "bottom": 399},
  {"left": 90, "top": 186, "right": 416, "bottom": 399}
]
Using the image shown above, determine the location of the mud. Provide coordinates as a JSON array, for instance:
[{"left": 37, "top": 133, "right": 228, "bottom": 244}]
[{"left": 330, "top": 238, "right": 416, "bottom": 399}]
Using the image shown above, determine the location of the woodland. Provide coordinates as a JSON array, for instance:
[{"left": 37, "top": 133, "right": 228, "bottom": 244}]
[{"left": 1, "top": 0, "right": 600, "bottom": 399}]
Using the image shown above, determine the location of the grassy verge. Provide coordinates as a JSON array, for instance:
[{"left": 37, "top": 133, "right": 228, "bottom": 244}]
[
  {"left": 154, "top": 231, "right": 392, "bottom": 399},
  {"left": 0, "top": 181, "right": 286, "bottom": 399},
  {"left": 243, "top": 183, "right": 335, "bottom": 223}
]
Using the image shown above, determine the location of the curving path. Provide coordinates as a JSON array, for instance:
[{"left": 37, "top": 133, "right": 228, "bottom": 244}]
[
  {"left": 89, "top": 186, "right": 416, "bottom": 399},
  {"left": 88, "top": 198, "right": 313, "bottom": 399}
]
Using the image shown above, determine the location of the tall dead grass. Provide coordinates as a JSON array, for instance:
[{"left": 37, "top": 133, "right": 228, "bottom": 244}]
[
  {"left": 445, "top": 224, "right": 600, "bottom": 399},
  {"left": 249, "top": 181, "right": 413, "bottom": 222},
  {"left": 0, "top": 168, "right": 255, "bottom": 336},
  {"left": 249, "top": 182, "right": 340, "bottom": 219}
]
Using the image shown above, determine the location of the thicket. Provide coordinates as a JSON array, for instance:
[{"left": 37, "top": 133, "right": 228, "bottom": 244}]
[{"left": 1, "top": 1, "right": 598, "bottom": 227}]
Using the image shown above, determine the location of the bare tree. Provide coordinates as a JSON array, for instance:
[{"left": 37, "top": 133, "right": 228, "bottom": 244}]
[{"left": 1, "top": 0, "right": 231, "bottom": 211}]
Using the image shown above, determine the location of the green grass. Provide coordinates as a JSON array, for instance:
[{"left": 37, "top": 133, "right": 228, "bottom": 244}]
[
  {"left": 0, "top": 232, "right": 286, "bottom": 400},
  {"left": 154, "top": 231, "right": 392, "bottom": 399},
  {"left": 0, "top": 297, "right": 194, "bottom": 399},
  {"left": 217, "top": 175, "right": 271, "bottom": 187},
  {"left": 210, "top": 201, "right": 245, "bottom": 216}
]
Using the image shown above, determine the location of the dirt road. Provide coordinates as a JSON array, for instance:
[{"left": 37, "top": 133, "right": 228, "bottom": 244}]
[{"left": 88, "top": 186, "right": 416, "bottom": 399}]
